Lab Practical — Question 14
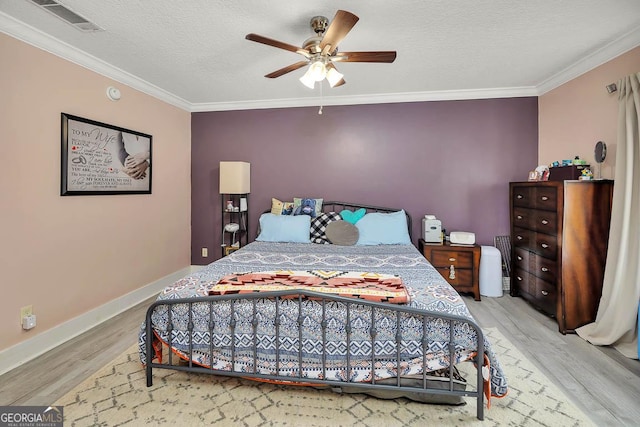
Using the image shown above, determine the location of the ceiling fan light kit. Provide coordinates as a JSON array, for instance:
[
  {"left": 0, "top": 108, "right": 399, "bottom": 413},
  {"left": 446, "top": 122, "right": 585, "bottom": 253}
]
[{"left": 246, "top": 10, "right": 396, "bottom": 90}]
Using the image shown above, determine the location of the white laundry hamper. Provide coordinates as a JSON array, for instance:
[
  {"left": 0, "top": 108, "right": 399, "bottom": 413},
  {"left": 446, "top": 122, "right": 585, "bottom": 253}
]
[{"left": 480, "top": 246, "right": 503, "bottom": 297}]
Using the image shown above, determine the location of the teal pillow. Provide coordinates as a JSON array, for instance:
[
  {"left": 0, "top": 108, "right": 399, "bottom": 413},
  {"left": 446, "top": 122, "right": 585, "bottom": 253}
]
[
  {"left": 256, "top": 214, "right": 311, "bottom": 243},
  {"left": 340, "top": 208, "right": 366, "bottom": 224},
  {"left": 355, "top": 210, "right": 411, "bottom": 245}
]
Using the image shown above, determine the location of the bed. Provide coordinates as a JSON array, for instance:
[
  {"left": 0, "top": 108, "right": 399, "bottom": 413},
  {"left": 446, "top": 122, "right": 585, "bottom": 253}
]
[{"left": 139, "top": 202, "right": 508, "bottom": 420}]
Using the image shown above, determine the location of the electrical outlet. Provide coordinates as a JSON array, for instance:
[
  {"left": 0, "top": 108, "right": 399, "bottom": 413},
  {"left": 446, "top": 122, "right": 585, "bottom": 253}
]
[
  {"left": 201, "top": 247, "right": 208, "bottom": 257},
  {"left": 20, "top": 305, "right": 32, "bottom": 321}
]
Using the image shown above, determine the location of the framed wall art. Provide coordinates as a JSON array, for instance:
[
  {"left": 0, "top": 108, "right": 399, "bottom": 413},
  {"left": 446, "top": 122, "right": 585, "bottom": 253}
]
[{"left": 61, "top": 113, "right": 152, "bottom": 195}]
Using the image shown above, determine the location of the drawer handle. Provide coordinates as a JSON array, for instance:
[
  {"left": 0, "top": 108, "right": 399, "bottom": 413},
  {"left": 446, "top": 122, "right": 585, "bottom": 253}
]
[
  {"left": 517, "top": 235, "right": 523, "bottom": 240},
  {"left": 541, "top": 196, "right": 549, "bottom": 201},
  {"left": 517, "top": 255, "right": 522, "bottom": 261},
  {"left": 541, "top": 219, "right": 549, "bottom": 225},
  {"left": 517, "top": 215, "right": 523, "bottom": 220},
  {"left": 541, "top": 243, "right": 549, "bottom": 249},
  {"left": 448, "top": 257, "right": 456, "bottom": 262},
  {"left": 541, "top": 267, "right": 549, "bottom": 272},
  {"left": 516, "top": 194, "right": 523, "bottom": 199},
  {"left": 449, "top": 265, "right": 456, "bottom": 280},
  {"left": 541, "top": 290, "right": 549, "bottom": 296}
]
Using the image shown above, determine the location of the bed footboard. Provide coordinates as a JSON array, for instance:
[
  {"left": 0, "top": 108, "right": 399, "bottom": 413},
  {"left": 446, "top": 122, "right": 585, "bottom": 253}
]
[{"left": 144, "top": 290, "right": 485, "bottom": 420}]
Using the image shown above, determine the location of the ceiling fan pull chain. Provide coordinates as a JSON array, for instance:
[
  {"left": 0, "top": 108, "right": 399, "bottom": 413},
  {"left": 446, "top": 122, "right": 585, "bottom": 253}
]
[{"left": 318, "top": 81, "right": 324, "bottom": 115}]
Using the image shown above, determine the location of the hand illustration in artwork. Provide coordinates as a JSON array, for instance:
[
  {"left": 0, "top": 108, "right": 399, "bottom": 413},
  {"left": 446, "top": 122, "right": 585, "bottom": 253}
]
[
  {"left": 116, "top": 131, "right": 151, "bottom": 180},
  {"left": 123, "top": 154, "right": 150, "bottom": 179},
  {"left": 123, "top": 151, "right": 150, "bottom": 179}
]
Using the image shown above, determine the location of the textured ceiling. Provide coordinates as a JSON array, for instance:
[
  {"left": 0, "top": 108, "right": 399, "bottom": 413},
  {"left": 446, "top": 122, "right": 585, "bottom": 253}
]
[{"left": 1, "top": 0, "right": 640, "bottom": 112}]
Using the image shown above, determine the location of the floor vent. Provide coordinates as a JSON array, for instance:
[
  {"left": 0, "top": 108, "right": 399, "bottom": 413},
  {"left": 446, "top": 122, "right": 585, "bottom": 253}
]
[{"left": 29, "top": 0, "right": 103, "bottom": 32}]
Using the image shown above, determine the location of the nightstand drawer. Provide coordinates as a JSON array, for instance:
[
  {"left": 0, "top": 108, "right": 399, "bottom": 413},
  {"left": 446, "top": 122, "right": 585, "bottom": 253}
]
[
  {"left": 435, "top": 266, "right": 473, "bottom": 286},
  {"left": 429, "top": 250, "right": 473, "bottom": 268},
  {"left": 418, "top": 240, "right": 481, "bottom": 301}
]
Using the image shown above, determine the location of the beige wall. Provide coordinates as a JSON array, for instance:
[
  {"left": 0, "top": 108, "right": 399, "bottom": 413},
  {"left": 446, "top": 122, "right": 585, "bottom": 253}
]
[
  {"left": 539, "top": 46, "right": 640, "bottom": 178},
  {"left": 0, "top": 33, "right": 191, "bottom": 351}
]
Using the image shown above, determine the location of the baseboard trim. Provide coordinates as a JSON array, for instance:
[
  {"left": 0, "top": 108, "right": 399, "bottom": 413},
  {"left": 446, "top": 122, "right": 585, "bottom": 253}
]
[{"left": 0, "top": 266, "right": 198, "bottom": 376}]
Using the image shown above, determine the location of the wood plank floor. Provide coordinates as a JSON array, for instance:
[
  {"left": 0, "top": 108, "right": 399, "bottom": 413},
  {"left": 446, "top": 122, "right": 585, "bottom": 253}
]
[{"left": 0, "top": 294, "right": 638, "bottom": 426}]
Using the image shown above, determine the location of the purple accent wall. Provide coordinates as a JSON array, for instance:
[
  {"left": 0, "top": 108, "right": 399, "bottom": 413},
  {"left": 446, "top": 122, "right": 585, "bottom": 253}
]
[{"left": 191, "top": 98, "right": 538, "bottom": 264}]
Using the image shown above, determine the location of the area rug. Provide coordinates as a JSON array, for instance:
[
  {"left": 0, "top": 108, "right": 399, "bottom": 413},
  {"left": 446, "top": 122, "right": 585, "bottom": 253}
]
[{"left": 55, "top": 328, "right": 595, "bottom": 426}]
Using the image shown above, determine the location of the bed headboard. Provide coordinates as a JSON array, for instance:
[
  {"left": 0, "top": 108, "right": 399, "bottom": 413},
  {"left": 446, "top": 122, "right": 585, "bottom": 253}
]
[{"left": 262, "top": 201, "right": 412, "bottom": 240}]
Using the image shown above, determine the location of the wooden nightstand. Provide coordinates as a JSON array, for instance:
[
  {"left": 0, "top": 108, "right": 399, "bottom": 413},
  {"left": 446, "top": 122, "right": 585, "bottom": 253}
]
[{"left": 419, "top": 239, "right": 481, "bottom": 301}]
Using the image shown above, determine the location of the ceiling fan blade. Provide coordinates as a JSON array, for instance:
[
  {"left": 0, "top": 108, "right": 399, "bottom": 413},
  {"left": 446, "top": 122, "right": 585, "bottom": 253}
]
[
  {"left": 319, "top": 10, "right": 359, "bottom": 55},
  {"left": 333, "top": 78, "right": 346, "bottom": 87},
  {"left": 333, "top": 51, "right": 397, "bottom": 63},
  {"left": 246, "top": 33, "right": 304, "bottom": 54},
  {"left": 264, "top": 61, "right": 309, "bottom": 78}
]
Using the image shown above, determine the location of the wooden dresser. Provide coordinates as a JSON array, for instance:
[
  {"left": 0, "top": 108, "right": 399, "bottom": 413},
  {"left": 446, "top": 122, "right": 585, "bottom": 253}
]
[
  {"left": 509, "top": 180, "right": 614, "bottom": 333},
  {"left": 419, "top": 240, "right": 481, "bottom": 301}
]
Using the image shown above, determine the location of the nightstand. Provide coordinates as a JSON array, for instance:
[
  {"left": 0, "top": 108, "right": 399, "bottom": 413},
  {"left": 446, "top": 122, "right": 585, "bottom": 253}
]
[{"left": 418, "top": 239, "right": 481, "bottom": 301}]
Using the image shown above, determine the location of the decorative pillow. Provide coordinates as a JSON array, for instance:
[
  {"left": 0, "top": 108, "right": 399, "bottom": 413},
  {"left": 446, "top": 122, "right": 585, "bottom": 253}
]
[
  {"left": 256, "top": 213, "right": 311, "bottom": 243},
  {"left": 355, "top": 210, "right": 412, "bottom": 245},
  {"left": 340, "top": 208, "right": 366, "bottom": 224},
  {"left": 293, "top": 197, "right": 323, "bottom": 218},
  {"left": 310, "top": 212, "right": 342, "bottom": 244},
  {"left": 325, "top": 221, "right": 359, "bottom": 246},
  {"left": 271, "top": 198, "right": 294, "bottom": 215}
]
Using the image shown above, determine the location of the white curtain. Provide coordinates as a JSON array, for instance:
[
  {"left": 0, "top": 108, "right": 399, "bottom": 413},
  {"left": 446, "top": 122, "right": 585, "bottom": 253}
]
[{"left": 576, "top": 72, "right": 640, "bottom": 359}]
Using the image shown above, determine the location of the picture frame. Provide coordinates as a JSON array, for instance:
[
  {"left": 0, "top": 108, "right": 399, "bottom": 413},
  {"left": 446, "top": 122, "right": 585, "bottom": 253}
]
[{"left": 61, "top": 113, "right": 152, "bottom": 195}]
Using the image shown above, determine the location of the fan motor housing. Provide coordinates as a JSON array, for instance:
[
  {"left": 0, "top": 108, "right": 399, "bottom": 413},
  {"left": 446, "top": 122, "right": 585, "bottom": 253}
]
[{"left": 310, "top": 16, "right": 328, "bottom": 34}]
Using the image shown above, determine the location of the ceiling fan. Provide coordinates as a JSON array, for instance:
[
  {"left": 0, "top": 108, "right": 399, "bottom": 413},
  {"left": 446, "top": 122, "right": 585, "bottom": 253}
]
[{"left": 245, "top": 10, "right": 396, "bottom": 89}]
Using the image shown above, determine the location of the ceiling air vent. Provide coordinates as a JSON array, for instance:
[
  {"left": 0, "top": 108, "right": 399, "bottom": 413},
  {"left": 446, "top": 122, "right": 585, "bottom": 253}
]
[{"left": 29, "top": 0, "right": 103, "bottom": 32}]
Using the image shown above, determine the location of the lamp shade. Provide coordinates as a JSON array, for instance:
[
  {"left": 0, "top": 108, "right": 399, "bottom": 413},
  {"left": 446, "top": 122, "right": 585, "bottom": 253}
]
[{"left": 219, "top": 161, "right": 250, "bottom": 194}]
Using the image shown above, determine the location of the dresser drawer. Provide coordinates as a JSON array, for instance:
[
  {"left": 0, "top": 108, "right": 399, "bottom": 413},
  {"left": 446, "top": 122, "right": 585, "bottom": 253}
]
[
  {"left": 529, "top": 209, "right": 558, "bottom": 234},
  {"left": 532, "top": 187, "right": 558, "bottom": 211},
  {"left": 533, "top": 278, "right": 557, "bottom": 316},
  {"left": 514, "top": 247, "right": 529, "bottom": 270},
  {"left": 529, "top": 252, "right": 558, "bottom": 283},
  {"left": 532, "top": 232, "right": 558, "bottom": 259},
  {"left": 513, "top": 267, "right": 534, "bottom": 295},
  {"left": 515, "top": 269, "right": 557, "bottom": 316},
  {"left": 512, "top": 207, "right": 532, "bottom": 229},
  {"left": 512, "top": 227, "right": 532, "bottom": 248},
  {"left": 512, "top": 186, "right": 533, "bottom": 208},
  {"left": 429, "top": 250, "right": 473, "bottom": 268}
]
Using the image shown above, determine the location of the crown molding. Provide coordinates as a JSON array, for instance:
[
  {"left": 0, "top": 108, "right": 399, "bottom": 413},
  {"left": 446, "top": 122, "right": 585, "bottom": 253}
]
[
  {"left": 0, "top": 11, "right": 191, "bottom": 111},
  {"left": 190, "top": 86, "right": 540, "bottom": 112},
  {"left": 3, "top": 10, "right": 638, "bottom": 112},
  {"left": 537, "top": 26, "right": 640, "bottom": 95}
]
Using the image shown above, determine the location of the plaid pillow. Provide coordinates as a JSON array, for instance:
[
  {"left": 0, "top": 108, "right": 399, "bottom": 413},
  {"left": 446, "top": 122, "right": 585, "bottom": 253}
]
[{"left": 310, "top": 212, "right": 342, "bottom": 244}]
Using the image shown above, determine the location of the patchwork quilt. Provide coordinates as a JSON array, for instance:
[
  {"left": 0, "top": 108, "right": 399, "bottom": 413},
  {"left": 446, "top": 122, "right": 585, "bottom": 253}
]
[
  {"left": 138, "top": 242, "right": 508, "bottom": 398},
  {"left": 209, "top": 270, "right": 411, "bottom": 304}
]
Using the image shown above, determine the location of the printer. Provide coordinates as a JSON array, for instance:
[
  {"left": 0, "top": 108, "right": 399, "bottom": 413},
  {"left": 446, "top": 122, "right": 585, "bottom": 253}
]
[{"left": 422, "top": 215, "right": 442, "bottom": 243}]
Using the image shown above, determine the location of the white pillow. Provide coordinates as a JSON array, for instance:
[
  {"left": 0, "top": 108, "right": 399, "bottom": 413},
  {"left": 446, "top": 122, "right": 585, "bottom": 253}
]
[
  {"left": 256, "top": 213, "right": 311, "bottom": 243},
  {"left": 356, "top": 210, "right": 411, "bottom": 245}
]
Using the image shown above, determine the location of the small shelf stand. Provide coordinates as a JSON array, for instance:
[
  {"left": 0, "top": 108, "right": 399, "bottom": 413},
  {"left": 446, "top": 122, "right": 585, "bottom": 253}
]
[{"left": 221, "top": 193, "right": 248, "bottom": 257}]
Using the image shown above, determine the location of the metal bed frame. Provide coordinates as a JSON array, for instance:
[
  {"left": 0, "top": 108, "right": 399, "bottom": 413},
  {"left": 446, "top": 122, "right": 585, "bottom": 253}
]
[{"left": 144, "top": 202, "right": 486, "bottom": 420}]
